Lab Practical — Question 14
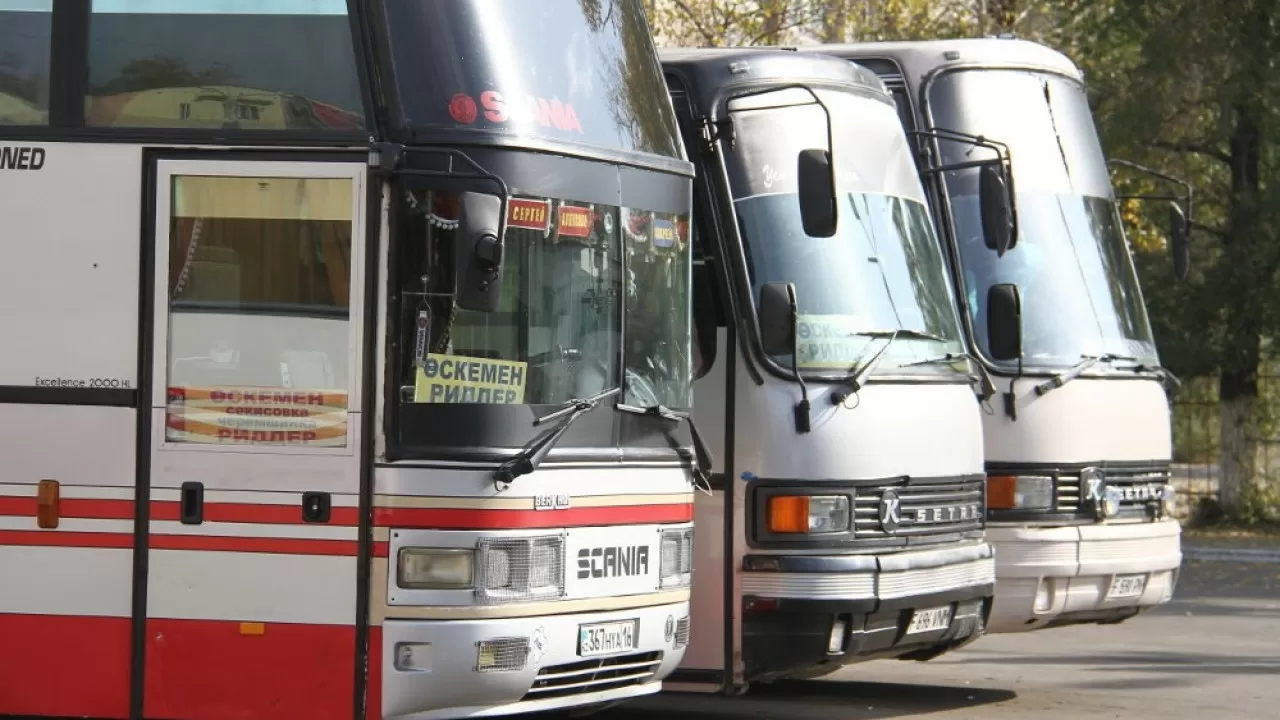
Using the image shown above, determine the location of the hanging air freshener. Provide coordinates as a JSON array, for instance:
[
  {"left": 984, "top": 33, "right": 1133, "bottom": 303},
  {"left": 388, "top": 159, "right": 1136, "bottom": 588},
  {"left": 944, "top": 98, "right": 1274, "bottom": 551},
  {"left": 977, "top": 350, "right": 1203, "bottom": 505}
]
[{"left": 413, "top": 306, "right": 431, "bottom": 369}]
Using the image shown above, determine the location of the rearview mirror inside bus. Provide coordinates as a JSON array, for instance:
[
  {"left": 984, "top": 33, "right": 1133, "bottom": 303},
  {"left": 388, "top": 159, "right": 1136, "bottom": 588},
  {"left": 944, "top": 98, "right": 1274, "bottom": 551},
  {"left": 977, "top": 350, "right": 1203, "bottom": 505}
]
[
  {"left": 797, "top": 149, "right": 837, "bottom": 238},
  {"left": 454, "top": 191, "right": 506, "bottom": 312},
  {"left": 759, "top": 282, "right": 797, "bottom": 357},
  {"left": 986, "top": 283, "right": 1023, "bottom": 362},
  {"left": 1169, "top": 201, "right": 1190, "bottom": 281},
  {"left": 979, "top": 163, "right": 1015, "bottom": 257}
]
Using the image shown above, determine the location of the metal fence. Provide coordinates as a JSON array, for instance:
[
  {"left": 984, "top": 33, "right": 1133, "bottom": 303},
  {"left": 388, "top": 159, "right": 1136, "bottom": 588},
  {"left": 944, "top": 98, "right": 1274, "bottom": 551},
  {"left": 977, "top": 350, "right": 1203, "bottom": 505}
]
[{"left": 1170, "top": 374, "right": 1280, "bottom": 518}]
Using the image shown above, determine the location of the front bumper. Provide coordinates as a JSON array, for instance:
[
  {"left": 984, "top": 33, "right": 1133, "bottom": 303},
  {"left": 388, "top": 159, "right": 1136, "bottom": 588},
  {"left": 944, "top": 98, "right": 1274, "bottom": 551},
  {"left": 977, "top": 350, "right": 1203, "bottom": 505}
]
[
  {"left": 987, "top": 518, "right": 1182, "bottom": 634},
  {"left": 738, "top": 542, "right": 994, "bottom": 681},
  {"left": 381, "top": 601, "right": 690, "bottom": 719}
]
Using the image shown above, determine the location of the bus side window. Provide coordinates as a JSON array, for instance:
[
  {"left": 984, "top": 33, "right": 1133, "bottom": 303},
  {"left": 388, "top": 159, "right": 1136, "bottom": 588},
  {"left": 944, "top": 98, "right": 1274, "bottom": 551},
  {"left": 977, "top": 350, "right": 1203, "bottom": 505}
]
[{"left": 0, "top": 1, "right": 52, "bottom": 126}]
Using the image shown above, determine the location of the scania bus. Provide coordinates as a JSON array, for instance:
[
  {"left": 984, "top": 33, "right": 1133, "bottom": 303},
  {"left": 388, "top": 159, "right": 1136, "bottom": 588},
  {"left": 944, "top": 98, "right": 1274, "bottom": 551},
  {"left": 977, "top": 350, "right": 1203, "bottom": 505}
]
[
  {"left": 810, "top": 38, "right": 1187, "bottom": 634},
  {"left": 656, "top": 47, "right": 998, "bottom": 692},
  {"left": 0, "top": 1, "right": 700, "bottom": 718}
]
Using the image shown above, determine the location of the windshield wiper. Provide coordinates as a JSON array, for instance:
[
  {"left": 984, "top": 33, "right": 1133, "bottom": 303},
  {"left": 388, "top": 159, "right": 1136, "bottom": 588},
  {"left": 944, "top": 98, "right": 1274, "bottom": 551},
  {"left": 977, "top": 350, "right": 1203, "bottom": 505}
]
[
  {"left": 900, "top": 351, "right": 997, "bottom": 403},
  {"left": 617, "top": 403, "right": 715, "bottom": 490},
  {"left": 830, "top": 328, "right": 947, "bottom": 404},
  {"left": 493, "top": 386, "right": 621, "bottom": 488},
  {"left": 1033, "top": 353, "right": 1137, "bottom": 397}
]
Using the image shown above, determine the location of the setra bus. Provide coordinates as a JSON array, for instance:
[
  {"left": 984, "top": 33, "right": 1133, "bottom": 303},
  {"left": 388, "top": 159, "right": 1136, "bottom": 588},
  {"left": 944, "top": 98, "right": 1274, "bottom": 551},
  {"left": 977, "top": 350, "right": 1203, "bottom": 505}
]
[
  {"left": 657, "top": 47, "right": 998, "bottom": 692},
  {"left": 810, "top": 37, "right": 1187, "bottom": 634},
  {"left": 0, "top": 1, "right": 701, "bottom": 718}
]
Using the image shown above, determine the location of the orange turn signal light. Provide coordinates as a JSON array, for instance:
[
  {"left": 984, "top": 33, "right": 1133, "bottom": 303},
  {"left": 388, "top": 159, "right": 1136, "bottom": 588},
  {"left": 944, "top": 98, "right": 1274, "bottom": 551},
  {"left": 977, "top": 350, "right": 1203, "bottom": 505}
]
[
  {"left": 987, "top": 475, "right": 1016, "bottom": 510},
  {"left": 768, "top": 496, "right": 811, "bottom": 533},
  {"left": 36, "top": 479, "right": 60, "bottom": 529}
]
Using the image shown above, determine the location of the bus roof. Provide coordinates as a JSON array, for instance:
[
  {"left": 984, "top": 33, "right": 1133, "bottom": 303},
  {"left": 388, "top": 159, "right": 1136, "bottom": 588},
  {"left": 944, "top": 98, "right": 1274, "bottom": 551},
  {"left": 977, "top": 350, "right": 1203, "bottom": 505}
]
[
  {"left": 801, "top": 37, "right": 1084, "bottom": 87},
  {"left": 658, "top": 46, "right": 892, "bottom": 108}
]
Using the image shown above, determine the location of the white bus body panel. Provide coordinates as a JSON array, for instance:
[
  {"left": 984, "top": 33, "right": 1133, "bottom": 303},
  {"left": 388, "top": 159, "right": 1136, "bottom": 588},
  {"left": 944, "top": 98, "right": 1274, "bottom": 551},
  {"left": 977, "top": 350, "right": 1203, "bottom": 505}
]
[{"left": 984, "top": 376, "right": 1182, "bottom": 633}]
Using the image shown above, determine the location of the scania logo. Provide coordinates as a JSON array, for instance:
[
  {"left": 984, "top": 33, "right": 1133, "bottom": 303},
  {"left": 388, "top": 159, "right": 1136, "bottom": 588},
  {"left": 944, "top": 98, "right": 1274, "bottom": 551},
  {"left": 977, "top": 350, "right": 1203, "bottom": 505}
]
[
  {"left": 576, "top": 545, "right": 650, "bottom": 579},
  {"left": 879, "top": 490, "right": 902, "bottom": 532},
  {"left": 1082, "top": 467, "right": 1106, "bottom": 502}
]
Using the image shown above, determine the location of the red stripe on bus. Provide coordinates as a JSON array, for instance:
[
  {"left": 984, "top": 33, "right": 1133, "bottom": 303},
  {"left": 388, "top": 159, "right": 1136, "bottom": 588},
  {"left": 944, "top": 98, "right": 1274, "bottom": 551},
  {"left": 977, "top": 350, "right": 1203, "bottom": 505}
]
[
  {"left": 0, "top": 496, "right": 134, "bottom": 520},
  {"left": 150, "top": 500, "right": 360, "bottom": 526},
  {"left": 144, "top": 617, "right": 355, "bottom": 720},
  {"left": 374, "top": 502, "right": 694, "bottom": 529},
  {"left": 0, "top": 529, "right": 133, "bottom": 549},
  {"left": 0, "top": 614, "right": 132, "bottom": 718}
]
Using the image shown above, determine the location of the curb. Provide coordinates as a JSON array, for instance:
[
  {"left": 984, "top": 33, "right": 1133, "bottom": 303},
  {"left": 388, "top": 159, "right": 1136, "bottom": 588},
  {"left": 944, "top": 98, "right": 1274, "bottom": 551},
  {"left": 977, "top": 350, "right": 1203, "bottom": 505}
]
[{"left": 1182, "top": 545, "right": 1280, "bottom": 564}]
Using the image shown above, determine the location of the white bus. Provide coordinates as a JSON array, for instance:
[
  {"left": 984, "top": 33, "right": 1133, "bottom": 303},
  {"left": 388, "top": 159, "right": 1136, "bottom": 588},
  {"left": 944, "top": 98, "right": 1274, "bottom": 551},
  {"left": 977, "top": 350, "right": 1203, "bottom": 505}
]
[
  {"left": 657, "top": 47, "right": 998, "bottom": 692},
  {"left": 813, "top": 38, "right": 1187, "bottom": 634},
  {"left": 0, "top": 1, "right": 701, "bottom": 718}
]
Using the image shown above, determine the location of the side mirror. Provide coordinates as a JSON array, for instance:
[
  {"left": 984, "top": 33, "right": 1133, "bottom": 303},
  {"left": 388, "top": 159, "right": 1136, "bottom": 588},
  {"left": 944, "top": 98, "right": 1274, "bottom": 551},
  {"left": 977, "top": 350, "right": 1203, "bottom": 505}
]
[
  {"left": 758, "top": 282, "right": 797, "bottom": 356},
  {"left": 979, "top": 163, "right": 1015, "bottom": 257},
  {"left": 453, "top": 191, "right": 506, "bottom": 312},
  {"left": 797, "top": 149, "right": 837, "bottom": 238},
  {"left": 1169, "top": 201, "right": 1190, "bottom": 281},
  {"left": 986, "top": 283, "right": 1022, "bottom": 362}
]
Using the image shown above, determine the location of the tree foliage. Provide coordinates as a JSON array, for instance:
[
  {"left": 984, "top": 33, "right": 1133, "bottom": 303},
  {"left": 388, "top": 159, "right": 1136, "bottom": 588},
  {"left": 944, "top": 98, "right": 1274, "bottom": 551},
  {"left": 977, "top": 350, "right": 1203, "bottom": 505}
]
[{"left": 646, "top": 0, "right": 1280, "bottom": 516}]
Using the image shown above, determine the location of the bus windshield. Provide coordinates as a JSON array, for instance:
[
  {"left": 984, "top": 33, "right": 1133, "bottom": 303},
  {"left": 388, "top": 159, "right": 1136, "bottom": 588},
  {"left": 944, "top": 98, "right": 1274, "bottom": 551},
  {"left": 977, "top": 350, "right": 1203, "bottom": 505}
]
[
  {"left": 380, "top": 0, "right": 681, "bottom": 159},
  {"left": 928, "top": 69, "right": 1159, "bottom": 369},
  {"left": 722, "top": 87, "right": 965, "bottom": 377}
]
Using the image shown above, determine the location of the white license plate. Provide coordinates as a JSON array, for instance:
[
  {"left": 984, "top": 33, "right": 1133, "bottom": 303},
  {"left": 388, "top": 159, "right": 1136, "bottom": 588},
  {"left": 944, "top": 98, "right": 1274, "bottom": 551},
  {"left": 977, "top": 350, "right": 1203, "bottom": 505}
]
[
  {"left": 905, "top": 605, "right": 953, "bottom": 635},
  {"left": 1106, "top": 574, "right": 1147, "bottom": 600},
  {"left": 578, "top": 619, "right": 638, "bottom": 657}
]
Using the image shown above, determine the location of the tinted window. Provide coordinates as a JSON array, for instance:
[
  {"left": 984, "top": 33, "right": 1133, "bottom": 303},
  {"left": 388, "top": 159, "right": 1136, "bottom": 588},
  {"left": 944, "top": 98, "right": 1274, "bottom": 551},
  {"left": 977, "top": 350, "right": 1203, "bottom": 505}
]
[
  {"left": 622, "top": 208, "right": 692, "bottom": 409},
  {"left": 0, "top": 1, "right": 51, "bottom": 126},
  {"left": 87, "top": 0, "right": 365, "bottom": 131},
  {"left": 382, "top": 0, "right": 681, "bottom": 158}
]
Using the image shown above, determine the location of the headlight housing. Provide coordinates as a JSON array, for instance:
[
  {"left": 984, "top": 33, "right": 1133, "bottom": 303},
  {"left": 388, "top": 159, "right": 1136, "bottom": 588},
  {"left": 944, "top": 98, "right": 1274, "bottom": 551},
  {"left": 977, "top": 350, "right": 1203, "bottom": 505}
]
[
  {"left": 475, "top": 535, "right": 565, "bottom": 605},
  {"left": 660, "top": 527, "right": 694, "bottom": 588},
  {"left": 397, "top": 548, "right": 475, "bottom": 589},
  {"left": 988, "top": 475, "right": 1053, "bottom": 511},
  {"left": 768, "top": 495, "right": 851, "bottom": 534}
]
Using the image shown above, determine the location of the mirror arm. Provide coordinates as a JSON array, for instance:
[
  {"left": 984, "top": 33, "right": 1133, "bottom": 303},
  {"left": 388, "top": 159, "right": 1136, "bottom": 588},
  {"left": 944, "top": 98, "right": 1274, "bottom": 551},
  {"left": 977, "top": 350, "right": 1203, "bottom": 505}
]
[
  {"left": 1107, "top": 158, "right": 1194, "bottom": 218},
  {"left": 787, "top": 285, "right": 811, "bottom": 434}
]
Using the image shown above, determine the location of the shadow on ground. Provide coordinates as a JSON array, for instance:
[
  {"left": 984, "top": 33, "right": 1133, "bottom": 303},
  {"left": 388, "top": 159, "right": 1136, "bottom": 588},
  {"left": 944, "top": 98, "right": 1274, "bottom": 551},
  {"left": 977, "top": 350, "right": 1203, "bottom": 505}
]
[{"left": 537, "top": 681, "right": 1016, "bottom": 719}]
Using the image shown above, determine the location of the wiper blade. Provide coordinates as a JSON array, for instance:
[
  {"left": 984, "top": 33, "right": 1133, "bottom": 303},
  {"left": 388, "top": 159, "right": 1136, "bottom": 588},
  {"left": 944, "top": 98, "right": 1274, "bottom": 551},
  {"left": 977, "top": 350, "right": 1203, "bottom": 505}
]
[
  {"left": 833, "top": 329, "right": 949, "bottom": 402},
  {"left": 618, "top": 403, "right": 715, "bottom": 490},
  {"left": 1034, "top": 353, "right": 1137, "bottom": 397},
  {"left": 900, "top": 351, "right": 996, "bottom": 403},
  {"left": 493, "top": 386, "right": 621, "bottom": 487}
]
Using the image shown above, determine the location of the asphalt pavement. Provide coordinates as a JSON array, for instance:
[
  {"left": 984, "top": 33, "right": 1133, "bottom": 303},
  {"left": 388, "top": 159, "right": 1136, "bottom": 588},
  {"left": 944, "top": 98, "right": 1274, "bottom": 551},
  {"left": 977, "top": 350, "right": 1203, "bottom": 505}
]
[{"left": 550, "top": 556, "right": 1280, "bottom": 719}]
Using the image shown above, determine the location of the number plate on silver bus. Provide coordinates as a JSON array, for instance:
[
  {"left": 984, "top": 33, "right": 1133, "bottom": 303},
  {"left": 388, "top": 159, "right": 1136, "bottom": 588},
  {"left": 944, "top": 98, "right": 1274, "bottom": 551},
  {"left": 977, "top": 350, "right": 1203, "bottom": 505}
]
[
  {"left": 578, "top": 619, "right": 638, "bottom": 657},
  {"left": 905, "top": 605, "right": 953, "bottom": 635}
]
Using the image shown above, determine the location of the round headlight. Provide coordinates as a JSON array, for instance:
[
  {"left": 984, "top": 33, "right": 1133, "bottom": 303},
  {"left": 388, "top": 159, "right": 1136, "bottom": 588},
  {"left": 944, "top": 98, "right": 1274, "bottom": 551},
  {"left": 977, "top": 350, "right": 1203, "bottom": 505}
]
[
  {"left": 1102, "top": 486, "right": 1122, "bottom": 519},
  {"left": 1160, "top": 485, "right": 1177, "bottom": 517}
]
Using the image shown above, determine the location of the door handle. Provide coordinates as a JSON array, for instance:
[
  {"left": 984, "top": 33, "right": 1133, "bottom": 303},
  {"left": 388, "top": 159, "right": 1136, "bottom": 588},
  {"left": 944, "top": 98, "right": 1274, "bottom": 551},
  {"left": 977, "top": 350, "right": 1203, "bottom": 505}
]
[{"left": 180, "top": 481, "right": 204, "bottom": 525}]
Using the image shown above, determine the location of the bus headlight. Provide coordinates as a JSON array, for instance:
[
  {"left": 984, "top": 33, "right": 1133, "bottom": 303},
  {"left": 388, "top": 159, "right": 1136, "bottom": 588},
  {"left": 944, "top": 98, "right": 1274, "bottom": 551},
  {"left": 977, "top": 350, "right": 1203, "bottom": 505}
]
[
  {"left": 768, "top": 495, "right": 851, "bottom": 534},
  {"left": 660, "top": 527, "right": 694, "bottom": 588},
  {"left": 397, "top": 548, "right": 475, "bottom": 589},
  {"left": 987, "top": 475, "right": 1053, "bottom": 511},
  {"left": 476, "top": 536, "right": 566, "bottom": 604},
  {"left": 1160, "top": 485, "right": 1177, "bottom": 517}
]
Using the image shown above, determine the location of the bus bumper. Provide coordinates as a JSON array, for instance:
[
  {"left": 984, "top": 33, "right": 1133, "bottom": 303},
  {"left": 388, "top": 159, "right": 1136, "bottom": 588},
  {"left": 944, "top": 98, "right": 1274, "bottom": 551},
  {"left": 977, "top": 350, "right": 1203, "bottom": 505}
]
[
  {"left": 986, "top": 518, "right": 1182, "bottom": 634},
  {"left": 380, "top": 600, "right": 690, "bottom": 719},
  {"left": 738, "top": 541, "right": 994, "bottom": 681}
]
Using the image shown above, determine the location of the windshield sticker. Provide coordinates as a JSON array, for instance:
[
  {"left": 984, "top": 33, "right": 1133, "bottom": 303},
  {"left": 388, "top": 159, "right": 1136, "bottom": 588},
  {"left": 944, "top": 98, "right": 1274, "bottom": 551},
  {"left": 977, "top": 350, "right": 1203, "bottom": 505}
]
[
  {"left": 795, "top": 314, "right": 872, "bottom": 370},
  {"left": 448, "top": 90, "right": 584, "bottom": 134},
  {"left": 414, "top": 353, "right": 528, "bottom": 405},
  {"left": 555, "top": 204, "right": 594, "bottom": 241},
  {"left": 164, "top": 386, "right": 348, "bottom": 447},
  {"left": 507, "top": 198, "right": 552, "bottom": 233},
  {"left": 651, "top": 217, "right": 677, "bottom": 249}
]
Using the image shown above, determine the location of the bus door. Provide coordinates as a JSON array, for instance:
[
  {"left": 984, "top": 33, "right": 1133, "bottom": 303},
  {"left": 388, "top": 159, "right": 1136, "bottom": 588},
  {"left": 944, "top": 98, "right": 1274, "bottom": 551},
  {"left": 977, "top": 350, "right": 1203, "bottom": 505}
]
[{"left": 140, "top": 158, "right": 369, "bottom": 720}]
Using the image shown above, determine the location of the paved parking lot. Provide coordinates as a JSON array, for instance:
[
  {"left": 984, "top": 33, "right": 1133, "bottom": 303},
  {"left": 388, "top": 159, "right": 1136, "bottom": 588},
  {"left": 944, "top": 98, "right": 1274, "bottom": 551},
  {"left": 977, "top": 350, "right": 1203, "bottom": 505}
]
[{"left": 549, "top": 557, "right": 1280, "bottom": 719}]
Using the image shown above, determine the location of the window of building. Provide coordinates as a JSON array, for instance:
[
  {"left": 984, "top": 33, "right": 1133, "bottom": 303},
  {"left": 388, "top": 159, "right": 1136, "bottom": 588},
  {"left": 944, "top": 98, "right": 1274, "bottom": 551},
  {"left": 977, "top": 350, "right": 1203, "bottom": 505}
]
[
  {"left": 0, "top": 1, "right": 52, "bottom": 126},
  {"left": 87, "top": 0, "right": 365, "bottom": 131}
]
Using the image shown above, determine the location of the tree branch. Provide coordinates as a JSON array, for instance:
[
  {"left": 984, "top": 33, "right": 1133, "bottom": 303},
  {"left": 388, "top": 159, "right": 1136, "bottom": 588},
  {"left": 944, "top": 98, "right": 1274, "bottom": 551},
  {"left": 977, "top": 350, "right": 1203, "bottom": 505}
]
[
  {"left": 669, "top": 0, "right": 719, "bottom": 46},
  {"left": 1150, "top": 139, "right": 1231, "bottom": 165}
]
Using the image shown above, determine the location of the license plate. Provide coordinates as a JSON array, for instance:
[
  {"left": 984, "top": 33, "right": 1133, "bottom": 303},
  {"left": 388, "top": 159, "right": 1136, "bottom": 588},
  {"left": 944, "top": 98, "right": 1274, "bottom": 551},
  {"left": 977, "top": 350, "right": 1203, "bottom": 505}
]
[
  {"left": 578, "top": 619, "right": 638, "bottom": 657},
  {"left": 1106, "top": 574, "right": 1147, "bottom": 600},
  {"left": 905, "top": 605, "right": 953, "bottom": 635}
]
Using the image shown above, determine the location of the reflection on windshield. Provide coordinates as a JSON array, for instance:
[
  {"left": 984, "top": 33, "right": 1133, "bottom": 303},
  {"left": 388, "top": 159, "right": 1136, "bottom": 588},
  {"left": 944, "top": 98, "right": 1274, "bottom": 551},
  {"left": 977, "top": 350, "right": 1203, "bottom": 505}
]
[
  {"left": 737, "top": 192, "right": 964, "bottom": 372},
  {"left": 929, "top": 69, "right": 1158, "bottom": 368},
  {"left": 721, "top": 86, "right": 965, "bottom": 376}
]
